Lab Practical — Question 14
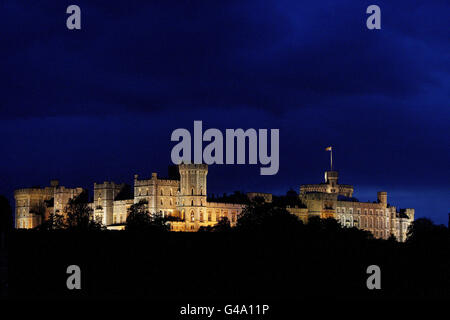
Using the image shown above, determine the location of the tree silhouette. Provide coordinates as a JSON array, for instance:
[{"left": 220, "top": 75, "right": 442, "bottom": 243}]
[
  {"left": 0, "top": 195, "right": 12, "bottom": 233},
  {"left": 125, "top": 200, "right": 169, "bottom": 232},
  {"left": 65, "top": 191, "right": 103, "bottom": 231},
  {"left": 213, "top": 217, "right": 231, "bottom": 232},
  {"left": 235, "top": 199, "right": 303, "bottom": 233},
  {"left": 406, "top": 217, "right": 448, "bottom": 245},
  {"left": 36, "top": 213, "right": 66, "bottom": 231},
  {"left": 0, "top": 195, "right": 12, "bottom": 249}
]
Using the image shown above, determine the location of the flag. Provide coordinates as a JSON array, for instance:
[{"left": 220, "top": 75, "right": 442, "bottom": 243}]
[{"left": 325, "top": 146, "right": 332, "bottom": 151}]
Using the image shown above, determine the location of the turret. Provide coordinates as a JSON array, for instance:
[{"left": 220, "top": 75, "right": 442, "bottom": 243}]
[{"left": 377, "top": 191, "right": 387, "bottom": 207}]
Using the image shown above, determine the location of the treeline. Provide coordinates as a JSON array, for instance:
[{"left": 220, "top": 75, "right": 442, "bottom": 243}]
[{"left": 2, "top": 194, "right": 450, "bottom": 299}]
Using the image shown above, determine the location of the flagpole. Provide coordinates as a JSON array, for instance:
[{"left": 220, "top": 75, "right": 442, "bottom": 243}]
[{"left": 330, "top": 147, "right": 333, "bottom": 171}]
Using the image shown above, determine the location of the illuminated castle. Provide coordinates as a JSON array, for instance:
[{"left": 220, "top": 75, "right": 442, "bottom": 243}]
[{"left": 14, "top": 164, "right": 414, "bottom": 241}]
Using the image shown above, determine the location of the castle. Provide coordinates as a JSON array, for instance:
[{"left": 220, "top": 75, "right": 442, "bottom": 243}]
[{"left": 14, "top": 164, "right": 414, "bottom": 241}]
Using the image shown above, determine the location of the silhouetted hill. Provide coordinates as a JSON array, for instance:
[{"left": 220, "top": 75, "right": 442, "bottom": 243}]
[{"left": 7, "top": 216, "right": 449, "bottom": 300}]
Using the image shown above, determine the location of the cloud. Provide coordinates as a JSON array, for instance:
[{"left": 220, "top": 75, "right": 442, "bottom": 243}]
[{"left": 1, "top": 0, "right": 448, "bottom": 118}]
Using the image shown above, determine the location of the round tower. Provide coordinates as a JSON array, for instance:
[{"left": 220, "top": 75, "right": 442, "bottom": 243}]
[{"left": 178, "top": 164, "right": 208, "bottom": 231}]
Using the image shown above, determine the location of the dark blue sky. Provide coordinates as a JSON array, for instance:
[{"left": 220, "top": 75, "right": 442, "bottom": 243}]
[{"left": 1, "top": 1, "right": 449, "bottom": 224}]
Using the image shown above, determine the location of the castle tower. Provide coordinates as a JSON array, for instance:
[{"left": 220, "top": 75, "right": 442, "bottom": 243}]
[
  {"left": 377, "top": 191, "right": 388, "bottom": 207},
  {"left": 177, "top": 164, "right": 208, "bottom": 231},
  {"left": 94, "top": 182, "right": 123, "bottom": 225},
  {"left": 324, "top": 171, "right": 339, "bottom": 193}
]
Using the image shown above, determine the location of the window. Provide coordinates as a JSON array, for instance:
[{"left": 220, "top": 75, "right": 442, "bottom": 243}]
[
  {"left": 161, "top": 190, "right": 163, "bottom": 196},
  {"left": 200, "top": 212, "right": 204, "bottom": 222},
  {"left": 161, "top": 199, "right": 163, "bottom": 206},
  {"left": 191, "top": 211, "right": 195, "bottom": 222},
  {"left": 191, "top": 200, "right": 194, "bottom": 206},
  {"left": 208, "top": 213, "right": 212, "bottom": 222},
  {"left": 191, "top": 188, "right": 194, "bottom": 196}
]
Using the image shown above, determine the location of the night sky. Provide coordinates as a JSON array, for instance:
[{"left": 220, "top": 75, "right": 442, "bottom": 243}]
[{"left": 1, "top": 1, "right": 449, "bottom": 224}]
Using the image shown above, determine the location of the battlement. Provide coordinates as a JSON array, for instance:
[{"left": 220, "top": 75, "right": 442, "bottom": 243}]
[
  {"left": 94, "top": 181, "right": 122, "bottom": 188},
  {"left": 207, "top": 202, "right": 245, "bottom": 209},
  {"left": 134, "top": 177, "right": 179, "bottom": 187},
  {"left": 54, "top": 186, "right": 84, "bottom": 193},
  {"left": 179, "top": 163, "right": 208, "bottom": 171},
  {"left": 14, "top": 186, "right": 55, "bottom": 196}
]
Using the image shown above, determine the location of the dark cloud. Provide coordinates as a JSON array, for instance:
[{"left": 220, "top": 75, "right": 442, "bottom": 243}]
[
  {"left": 1, "top": 0, "right": 448, "bottom": 117},
  {"left": 0, "top": 1, "right": 449, "bottom": 223}
]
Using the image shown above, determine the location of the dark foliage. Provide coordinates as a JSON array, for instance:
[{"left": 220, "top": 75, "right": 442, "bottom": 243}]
[
  {"left": 235, "top": 199, "right": 304, "bottom": 234},
  {"left": 198, "top": 217, "right": 232, "bottom": 232},
  {"left": 65, "top": 191, "right": 104, "bottom": 231},
  {"left": 6, "top": 201, "right": 450, "bottom": 300},
  {"left": 125, "top": 200, "right": 170, "bottom": 233},
  {"left": 114, "top": 184, "right": 133, "bottom": 201},
  {"left": 35, "top": 213, "right": 66, "bottom": 231},
  {"left": 0, "top": 196, "right": 12, "bottom": 232}
]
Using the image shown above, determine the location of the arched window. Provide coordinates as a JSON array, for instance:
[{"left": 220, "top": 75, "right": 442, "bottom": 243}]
[
  {"left": 161, "top": 189, "right": 163, "bottom": 196},
  {"left": 191, "top": 200, "right": 194, "bottom": 206},
  {"left": 200, "top": 211, "right": 203, "bottom": 222},
  {"left": 192, "top": 188, "right": 194, "bottom": 196},
  {"left": 160, "top": 199, "right": 163, "bottom": 206},
  {"left": 181, "top": 210, "right": 185, "bottom": 220},
  {"left": 191, "top": 211, "right": 195, "bottom": 222}
]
